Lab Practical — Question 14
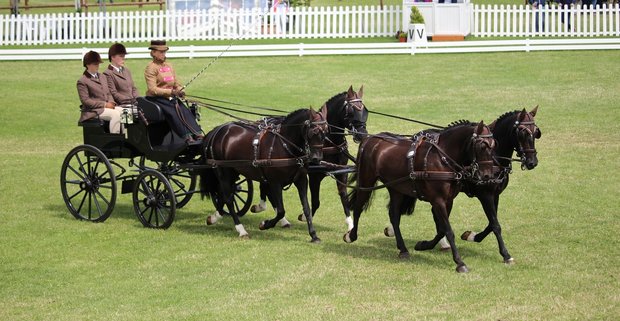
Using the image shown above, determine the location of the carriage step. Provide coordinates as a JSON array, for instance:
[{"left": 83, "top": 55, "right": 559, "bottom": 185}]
[{"left": 122, "top": 179, "right": 135, "bottom": 194}]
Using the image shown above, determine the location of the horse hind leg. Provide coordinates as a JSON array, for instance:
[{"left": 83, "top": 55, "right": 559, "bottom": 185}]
[
  {"left": 298, "top": 173, "right": 323, "bottom": 222},
  {"left": 250, "top": 182, "right": 269, "bottom": 213},
  {"left": 387, "top": 191, "right": 411, "bottom": 259},
  {"left": 258, "top": 185, "right": 286, "bottom": 231}
]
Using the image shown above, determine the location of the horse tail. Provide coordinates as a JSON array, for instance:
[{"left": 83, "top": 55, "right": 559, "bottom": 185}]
[
  {"left": 346, "top": 171, "right": 376, "bottom": 212},
  {"left": 198, "top": 167, "right": 218, "bottom": 201},
  {"left": 388, "top": 196, "right": 417, "bottom": 216}
]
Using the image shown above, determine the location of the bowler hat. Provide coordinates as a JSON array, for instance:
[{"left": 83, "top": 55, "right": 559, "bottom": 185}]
[
  {"left": 148, "top": 40, "right": 169, "bottom": 51},
  {"left": 83, "top": 50, "right": 103, "bottom": 67},
  {"left": 108, "top": 43, "right": 127, "bottom": 61}
]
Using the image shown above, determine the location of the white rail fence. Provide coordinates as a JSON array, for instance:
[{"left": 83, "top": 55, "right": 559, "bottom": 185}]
[
  {"left": 1, "top": 38, "right": 619, "bottom": 61},
  {"left": 472, "top": 4, "right": 620, "bottom": 37},
  {"left": 1, "top": 5, "right": 619, "bottom": 46}
]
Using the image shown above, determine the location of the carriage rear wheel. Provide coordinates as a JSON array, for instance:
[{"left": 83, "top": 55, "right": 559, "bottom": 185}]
[
  {"left": 212, "top": 177, "right": 253, "bottom": 217},
  {"left": 132, "top": 169, "right": 176, "bottom": 229},
  {"left": 138, "top": 157, "right": 196, "bottom": 209},
  {"left": 60, "top": 144, "right": 117, "bottom": 222}
]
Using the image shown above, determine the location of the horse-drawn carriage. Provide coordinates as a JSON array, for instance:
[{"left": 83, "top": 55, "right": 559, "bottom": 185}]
[{"left": 60, "top": 96, "right": 253, "bottom": 229}]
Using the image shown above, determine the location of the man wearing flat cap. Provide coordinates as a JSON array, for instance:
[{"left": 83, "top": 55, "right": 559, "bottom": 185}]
[
  {"left": 77, "top": 50, "right": 123, "bottom": 134},
  {"left": 144, "top": 40, "right": 203, "bottom": 144},
  {"left": 104, "top": 43, "right": 138, "bottom": 106}
]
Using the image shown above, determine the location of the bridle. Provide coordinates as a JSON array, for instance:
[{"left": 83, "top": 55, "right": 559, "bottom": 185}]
[
  {"left": 512, "top": 116, "right": 539, "bottom": 170},
  {"left": 303, "top": 111, "right": 329, "bottom": 155},
  {"left": 466, "top": 131, "right": 496, "bottom": 183},
  {"left": 343, "top": 97, "right": 367, "bottom": 141}
]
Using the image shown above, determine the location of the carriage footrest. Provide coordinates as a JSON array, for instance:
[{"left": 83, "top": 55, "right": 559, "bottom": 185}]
[{"left": 122, "top": 179, "right": 135, "bottom": 194}]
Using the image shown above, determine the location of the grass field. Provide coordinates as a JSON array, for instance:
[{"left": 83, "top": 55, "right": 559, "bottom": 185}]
[{"left": 0, "top": 49, "right": 619, "bottom": 320}]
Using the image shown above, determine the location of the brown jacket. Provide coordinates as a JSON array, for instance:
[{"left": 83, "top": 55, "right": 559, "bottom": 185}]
[
  {"left": 144, "top": 60, "right": 182, "bottom": 98},
  {"left": 77, "top": 71, "right": 115, "bottom": 122},
  {"left": 103, "top": 64, "right": 138, "bottom": 105}
]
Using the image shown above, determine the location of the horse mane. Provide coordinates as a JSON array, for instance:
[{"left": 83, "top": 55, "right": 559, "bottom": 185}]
[
  {"left": 283, "top": 108, "right": 310, "bottom": 124},
  {"left": 445, "top": 119, "right": 475, "bottom": 130},
  {"left": 495, "top": 110, "right": 520, "bottom": 124},
  {"left": 324, "top": 92, "right": 347, "bottom": 108}
]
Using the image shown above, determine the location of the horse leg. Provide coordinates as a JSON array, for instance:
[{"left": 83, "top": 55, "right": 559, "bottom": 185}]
[
  {"left": 213, "top": 170, "right": 249, "bottom": 239},
  {"left": 250, "top": 182, "right": 269, "bottom": 213},
  {"left": 414, "top": 210, "right": 445, "bottom": 251},
  {"left": 295, "top": 175, "right": 321, "bottom": 243},
  {"left": 384, "top": 198, "right": 417, "bottom": 237},
  {"left": 430, "top": 199, "right": 469, "bottom": 273},
  {"left": 387, "top": 191, "right": 410, "bottom": 259},
  {"left": 462, "top": 194, "right": 513, "bottom": 264},
  {"left": 336, "top": 172, "right": 354, "bottom": 232},
  {"left": 258, "top": 184, "right": 285, "bottom": 231},
  {"left": 298, "top": 173, "right": 323, "bottom": 222},
  {"left": 343, "top": 181, "right": 377, "bottom": 243}
]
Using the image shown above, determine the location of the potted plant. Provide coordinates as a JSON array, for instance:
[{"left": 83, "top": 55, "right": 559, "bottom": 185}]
[
  {"left": 409, "top": 5, "right": 427, "bottom": 43},
  {"left": 396, "top": 31, "right": 407, "bottom": 42}
]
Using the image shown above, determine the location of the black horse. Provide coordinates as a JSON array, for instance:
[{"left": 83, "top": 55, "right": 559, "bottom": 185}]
[
  {"left": 250, "top": 86, "right": 368, "bottom": 231},
  {"left": 344, "top": 121, "right": 496, "bottom": 273},
  {"left": 200, "top": 107, "right": 329, "bottom": 242},
  {"left": 384, "top": 107, "right": 541, "bottom": 264}
]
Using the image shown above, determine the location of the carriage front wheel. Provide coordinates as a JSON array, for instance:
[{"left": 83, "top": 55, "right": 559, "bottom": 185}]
[
  {"left": 132, "top": 169, "right": 176, "bottom": 229},
  {"left": 60, "top": 144, "right": 117, "bottom": 222}
]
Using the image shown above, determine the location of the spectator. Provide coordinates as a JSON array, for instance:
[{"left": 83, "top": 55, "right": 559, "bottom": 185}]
[
  {"left": 558, "top": 0, "right": 574, "bottom": 31},
  {"left": 529, "top": 0, "right": 546, "bottom": 33},
  {"left": 272, "top": 0, "right": 289, "bottom": 34},
  {"left": 77, "top": 51, "right": 123, "bottom": 134},
  {"left": 144, "top": 40, "right": 203, "bottom": 144},
  {"left": 104, "top": 43, "right": 138, "bottom": 106}
]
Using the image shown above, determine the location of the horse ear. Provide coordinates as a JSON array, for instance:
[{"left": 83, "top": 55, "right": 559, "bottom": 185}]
[
  {"left": 358, "top": 85, "right": 364, "bottom": 98},
  {"left": 530, "top": 105, "right": 539, "bottom": 117},
  {"left": 488, "top": 119, "right": 497, "bottom": 131},
  {"left": 519, "top": 108, "right": 527, "bottom": 121},
  {"left": 347, "top": 85, "right": 354, "bottom": 97},
  {"left": 320, "top": 104, "right": 328, "bottom": 119},
  {"left": 476, "top": 120, "right": 485, "bottom": 134}
]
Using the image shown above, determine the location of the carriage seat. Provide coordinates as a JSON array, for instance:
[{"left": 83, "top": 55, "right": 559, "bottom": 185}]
[{"left": 137, "top": 97, "right": 166, "bottom": 124}]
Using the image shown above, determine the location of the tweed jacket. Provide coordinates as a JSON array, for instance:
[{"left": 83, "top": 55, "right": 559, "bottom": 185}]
[
  {"left": 77, "top": 71, "right": 115, "bottom": 122},
  {"left": 144, "top": 60, "right": 182, "bottom": 98},
  {"left": 103, "top": 64, "right": 138, "bottom": 105}
]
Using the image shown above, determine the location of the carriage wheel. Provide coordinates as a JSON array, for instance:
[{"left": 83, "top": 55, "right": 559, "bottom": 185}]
[
  {"left": 132, "top": 169, "right": 176, "bottom": 229},
  {"left": 138, "top": 157, "right": 196, "bottom": 209},
  {"left": 212, "top": 177, "right": 253, "bottom": 217},
  {"left": 60, "top": 144, "right": 117, "bottom": 222}
]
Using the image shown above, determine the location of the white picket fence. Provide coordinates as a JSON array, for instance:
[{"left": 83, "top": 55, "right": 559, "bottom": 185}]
[
  {"left": 0, "top": 6, "right": 403, "bottom": 46},
  {"left": 472, "top": 4, "right": 620, "bottom": 37},
  {"left": 1, "top": 4, "right": 619, "bottom": 46}
]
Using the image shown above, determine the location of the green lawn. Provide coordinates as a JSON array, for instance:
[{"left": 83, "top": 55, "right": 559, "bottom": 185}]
[{"left": 0, "top": 50, "right": 619, "bottom": 320}]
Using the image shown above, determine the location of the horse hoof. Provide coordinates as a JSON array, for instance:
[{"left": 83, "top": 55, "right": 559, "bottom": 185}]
[
  {"left": 343, "top": 232, "right": 352, "bottom": 243},
  {"left": 461, "top": 231, "right": 472, "bottom": 241},
  {"left": 398, "top": 252, "right": 410, "bottom": 260},
  {"left": 439, "top": 246, "right": 451, "bottom": 252},
  {"left": 414, "top": 241, "right": 432, "bottom": 251},
  {"left": 384, "top": 226, "right": 394, "bottom": 237},
  {"left": 250, "top": 204, "right": 265, "bottom": 213},
  {"left": 206, "top": 216, "right": 214, "bottom": 225},
  {"left": 259, "top": 221, "right": 267, "bottom": 230},
  {"left": 456, "top": 265, "right": 469, "bottom": 273},
  {"left": 297, "top": 214, "right": 306, "bottom": 222},
  {"left": 505, "top": 257, "right": 516, "bottom": 265},
  {"left": 310, "top": 237, "right": 321, "bottom": 244},
  {"left": 239, "top": 234, "right": 250, "bottom": 240}
]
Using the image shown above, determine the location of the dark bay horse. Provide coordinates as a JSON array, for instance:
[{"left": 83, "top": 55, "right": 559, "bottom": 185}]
[
  {"left": 250, "top": 85, "right": 369, "bottom": 231},
  {"left": 344, "top": 121, "right": 496, "bottom": 273},
  {"left": 200, "top": 107, "right": 329, "bottom": 242},
  {"left": 458, "top": 106, "right": 541, "bottom": 263},
  {"left": 384, "top": 107, "right": 541, "bottom": 264}
]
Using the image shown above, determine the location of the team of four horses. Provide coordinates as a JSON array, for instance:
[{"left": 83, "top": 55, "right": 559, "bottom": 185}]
[{"left": 195, "top": 85, "right": 541, "bottom": 273}]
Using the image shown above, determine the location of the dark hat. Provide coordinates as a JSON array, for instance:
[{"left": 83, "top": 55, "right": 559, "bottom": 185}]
[
  {"left": 148, "top": 40, "right": 169, "bottom": 51},
  {"left": 83, "top": 50, "right": 103, "bottom": 67},
  {"left": 108, "top": 43, "right": 127, "bottom": 61}
]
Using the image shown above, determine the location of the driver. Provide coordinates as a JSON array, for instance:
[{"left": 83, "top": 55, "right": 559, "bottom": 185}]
[{"left": 144, "top": 40, "right": 203, "bottom": 144}]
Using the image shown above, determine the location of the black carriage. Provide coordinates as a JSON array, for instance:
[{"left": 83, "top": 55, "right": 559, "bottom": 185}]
[{"left": 60, "top": 97, "right": 253, "bottom": 229}]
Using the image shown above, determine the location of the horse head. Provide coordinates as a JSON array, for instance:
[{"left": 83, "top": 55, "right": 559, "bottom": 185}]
[
  {"left": 344, "top": 85, "right": 368, "bottom": 143},
  {"left": 469, "top": 121, "right": 497, "bottom": 182},
  {"left": 304, "top": 106, "right": 329, "bottom": 165},
  {"left": 514, "top": 106, "right": 541, "bottom": 170}
]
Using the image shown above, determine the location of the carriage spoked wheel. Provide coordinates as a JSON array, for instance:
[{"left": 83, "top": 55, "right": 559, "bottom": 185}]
[
  {"left": 60, "top": 144, "right": 117, "bottom": 222},
  {"left": 212, "top": 177, "right": 253, "bottom": 217},
  {"left": 132, "top": 169, "right": 176, "bottom": 229},
  {"left": 138, "top": 157, "right": 196, "bottom": 209}
]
